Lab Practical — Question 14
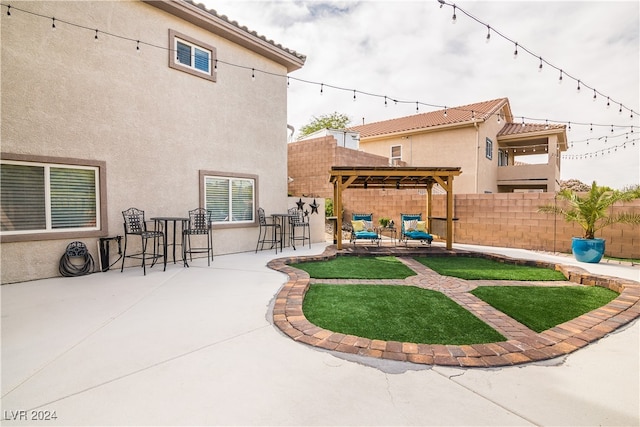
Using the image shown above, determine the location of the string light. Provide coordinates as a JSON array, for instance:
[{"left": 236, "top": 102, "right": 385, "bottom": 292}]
[
  {"left": 485, "top": 25, "right": 491, "bottom": 42},
  {"left": 3, "top": 1, "right": 638, "bottom": 136},
  {"left": 251, "top": 68, "right": 255, "bottom": 80},
  {"left": 451, "top": 5, "right": 456, "bottom": 23},
  {"left": 437, "top": 0, "right": 638, "bottom": 120},
  {"left": 558, "top": 69, "right": 563, "bottom": 83},
  {"left": 320, "top": 83, "right": 323, "bottom": 95},
  {"left": 593, "top": 89, "right": 597, "bottom": 101},
  {"left": 51, "top": 17, "right": 56, "bottom": 30}
]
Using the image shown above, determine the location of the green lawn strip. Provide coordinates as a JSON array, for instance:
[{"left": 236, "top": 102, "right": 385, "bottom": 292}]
[
  {"left": 415, "top": 256, "right": 567, "bottom": 281},
  {"left": 290, "top": 256, "right": 416, "bottom": 279},
  {"left": 303, "top": 284, "right": 506, "bottom": 345},
  {"left": 471, "top": 286, "right": 618, "bottom": 332}
]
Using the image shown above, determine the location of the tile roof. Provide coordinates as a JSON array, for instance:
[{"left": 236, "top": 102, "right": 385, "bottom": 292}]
[
  {"left": 182, "top": 0, "right": 306, "bottom": 62},
  {"left": 498, "top": 122, "right": 566, "bottom": 137},
  {"left": 349, "top": 98, "right": 509, "bottom": 138}
]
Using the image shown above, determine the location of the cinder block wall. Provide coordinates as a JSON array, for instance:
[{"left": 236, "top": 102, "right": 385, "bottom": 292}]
[
  {"left": 287, "top": 136, "right": 390, "bottom": 199},
  {"left": 343, "top": 191, "right": 640, "bottom": 259}
]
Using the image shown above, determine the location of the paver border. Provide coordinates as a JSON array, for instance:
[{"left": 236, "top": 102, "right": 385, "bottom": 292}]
[{"left": 269, "top": 246, "right": 640, "bottom": 367}]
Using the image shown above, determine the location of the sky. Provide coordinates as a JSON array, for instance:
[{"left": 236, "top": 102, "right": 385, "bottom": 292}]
[{"left": 204, "top": 0, "right": 639, "bottom": 189}]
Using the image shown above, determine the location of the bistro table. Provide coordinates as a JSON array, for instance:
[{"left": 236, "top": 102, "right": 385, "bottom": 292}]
[
  {"left": 378, "top": 226, "right": 397, "bottom": 246},
  {"left": 151, "top": 217, "right": 189, "bottom": 265},
  {"left": 271, "top": 212, "right": 297, "bottom": 249}
]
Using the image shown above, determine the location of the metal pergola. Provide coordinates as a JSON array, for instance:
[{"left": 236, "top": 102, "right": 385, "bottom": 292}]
[{"left": 329, "top": 166, "right": 462, "bottom": 250}]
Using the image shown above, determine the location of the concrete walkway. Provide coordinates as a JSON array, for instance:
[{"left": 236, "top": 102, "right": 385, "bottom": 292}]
[{"left": 1, "top": 242, "right": 639, "bottom": 426}]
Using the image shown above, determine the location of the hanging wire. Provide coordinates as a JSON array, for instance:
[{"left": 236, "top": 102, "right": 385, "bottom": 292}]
[{"left": 1, "top": 1, "right": 638, "bottom": 136}]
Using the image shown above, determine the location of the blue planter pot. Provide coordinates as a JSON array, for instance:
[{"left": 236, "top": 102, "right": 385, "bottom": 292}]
[{"left": 571, "top": 237, "right": 605, "bottom": 263}]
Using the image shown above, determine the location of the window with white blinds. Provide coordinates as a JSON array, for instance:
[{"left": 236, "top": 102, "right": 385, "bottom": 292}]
[
  {"left": 1, "top": 161, "right": 99, "bottom": 235},
  {"left": 169, "top": 30, "right": 216, "bottom": 82},
  {"left": 204, "top": 175, "right": 255, "bottom": 224}
]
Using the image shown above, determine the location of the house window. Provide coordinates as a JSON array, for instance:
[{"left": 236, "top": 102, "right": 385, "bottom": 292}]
[
  {"left": 202, "top": 173, "right": 256, "bottom": 225},
  {"left": 169, "top": 29, "right": 217, "bottom": 82},
  {"left": 498, "top": 149, "right": 509, "bottom": 166},
  {"left": 390, "top": 145, "right": 402, "bottom": 164},
  {"left": 1, "top": 159, "right": 102, "bottom": 238},
  {"left": 485, "top": 137, "right": 493, "bottom": 160}
]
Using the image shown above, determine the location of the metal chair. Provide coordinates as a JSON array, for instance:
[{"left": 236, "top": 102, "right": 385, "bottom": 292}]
[
  {"left": 182, "top": 208, "right": 213, "bottom": 267},
  {"left": 255, "top": 207, "right": 282, "bottom": 254},
  {"left": 121, "top": 207, "right": 165, "bottom": 275},
  {"left": 288, "top": 207, "right": 310, "bottom": 250}
]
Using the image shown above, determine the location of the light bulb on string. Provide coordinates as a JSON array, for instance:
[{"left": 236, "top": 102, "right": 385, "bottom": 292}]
[
  {"left": 214, "top": 59, "right": 217, "bottom": 71},
  {"left": 593, "top": 89, "right": 597, "bottom": 101},
  {"left": 320, "top": 83, "right": 323, "bottom": 95},
  {"left": 568, "top": 121, "right": 571, "bottom": 131},
  {"left": 538, "top": 57, "right": 543, "bottom": 72},
  {"left": 384, "top": 96, "right": 388, "bottom": 107},
  {"left": 619, "top": 104, "right": 623, "bottom": 114},
  {"left": 606, "top": 97, "right": 610, "bottom": 108},
  {"left": 136, "top": 40, "right": 140, "bottom": 52},
  {"left": 486, "top": 25, "right": 491, "bottom": 43},
  {"left": 52, "top": 17, "right": 56, "bottom": 31},
  {"left": 521, "top": 117, "right": 525, "bottom": 127},
  {"left": 545, "top": 120, "right": 549, "bottom": 130},
  {"left": 513, "top": 42, "right": 518, "bottom": 59},
  {"left": 576, "top": 80, "right": 581, "bottom": 92},
  {"left": 416, "top": 102, "right": 419, "bottom": 113},
  {"left": 94, "top": 29, "right": 99, "bottom": 40},
  {"left": 443, "top": 107, "right": 447, "bottom": 117},
  {"left": 251, "top": 68, "right": 255, "bottom": 81},
  {"left": 353, "top": 90, "right": 356, "bottom": 102},
  {"left": 6, "top": 5, "right": 10, "bottom": 16},
  {"left": 558, "top": 69, "right": 563, "bottom": 84},
  {"left": 452, "top": 5, "right": 456, "bottom": 23}
]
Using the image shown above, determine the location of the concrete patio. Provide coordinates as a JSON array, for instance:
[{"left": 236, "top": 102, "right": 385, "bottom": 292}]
[{"left": 1, "top": 242, "right": 639, "bottom": 426}]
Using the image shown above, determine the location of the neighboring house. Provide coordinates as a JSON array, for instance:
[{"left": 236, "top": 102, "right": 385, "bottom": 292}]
[
  {"left": 297, "top": 128, "right": 361, "bottom": 150},
  {"left": 1, "top": 0, "right": 305, "bottom": 283},
  {"left": 349, "top": 98, "right": 568, "bottom": 194}
]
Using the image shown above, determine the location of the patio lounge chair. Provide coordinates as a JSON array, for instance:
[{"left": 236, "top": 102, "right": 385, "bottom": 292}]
[
  {"left": 400, "top": 213, "right": 433, "bottom": 246},
  {"left": 350, "top": 213, "right": 380, "bottom": 246}
]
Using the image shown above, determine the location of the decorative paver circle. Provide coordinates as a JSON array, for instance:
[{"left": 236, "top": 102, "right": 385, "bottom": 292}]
[{"left": 269, "top": 246, "right": 640, "bottom": 367}]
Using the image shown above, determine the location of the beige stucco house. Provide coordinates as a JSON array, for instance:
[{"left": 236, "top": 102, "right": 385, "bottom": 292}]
[
  {"left": 350, "top": 98, "right": 568, "bottom": 194},
  {"left": 1, "top": 0, "right": 305, "bottom": 283}
]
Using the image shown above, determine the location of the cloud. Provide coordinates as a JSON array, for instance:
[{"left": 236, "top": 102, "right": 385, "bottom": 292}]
[{"left": 207, "top": 0, "right": 639, "bottom": 189}]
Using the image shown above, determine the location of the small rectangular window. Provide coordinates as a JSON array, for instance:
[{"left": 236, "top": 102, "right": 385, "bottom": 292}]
[
  {"left": 485, "top": 137, "right": 493, "bottom": 160},
  {"left": 390, "top": 145, "right": 402, "bottom": 164},
  {"left": 169, "top": 29, "right": 216, "bottom": 82}
]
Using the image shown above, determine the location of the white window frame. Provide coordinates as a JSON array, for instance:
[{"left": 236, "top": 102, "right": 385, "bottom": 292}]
[
  {"left": 200, "top": 171, "right": 257, "bottom": 227},
  {"left": 1, "top": 159, "right": 101, "bottom": 238},
  {"left": 390, "top": 145, "right": 402, "bottom": 164},
  {"left": 169, "top": 29, "right": 217, "bottom": 82}
]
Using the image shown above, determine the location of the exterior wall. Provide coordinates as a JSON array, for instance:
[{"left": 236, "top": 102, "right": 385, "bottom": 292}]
[
  {"left": 476, "top": 117, "right": 504, "bottom": 194},
  {"left": 358, "top": 126, "right": 480, "bottom": 194},
  {"left": 287, "top": 136, "right": 390, "bottom": 199},
  {"left": 344, "top": 191, "right": 639, "bottom": 259},
  {"left": 1, "top": 1, "right": 292, "bottom": 283}
]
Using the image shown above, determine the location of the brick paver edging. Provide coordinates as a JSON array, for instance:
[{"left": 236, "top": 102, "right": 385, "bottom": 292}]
[{"left": 269, "top": 246, "right": 640, "bottom": 367}]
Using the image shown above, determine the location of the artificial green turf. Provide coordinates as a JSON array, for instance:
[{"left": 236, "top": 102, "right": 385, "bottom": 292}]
[
  {"left": 302, "top": 284, "right": 506, "bottom": 344},
  {"left": 415, "top": 256, "right": 567, "bottom": 281},
  {"left": 290, "top": 256, "right": 416, "bottom": 279},
  {"left": 471, "top": 286, "right": 618, "bottom": 332}
]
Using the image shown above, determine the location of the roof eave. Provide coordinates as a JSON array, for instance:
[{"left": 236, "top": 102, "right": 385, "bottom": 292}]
[
  {"left": 144, "top": 0, "right": 305, "bottom": 72},
  {"left": 359, "top": 119, "right": 482, "bottom": 142}
]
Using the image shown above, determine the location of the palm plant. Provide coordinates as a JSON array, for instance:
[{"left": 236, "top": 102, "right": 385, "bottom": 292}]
[{"left": 539, "top": 182, "right": 640, "bottom": 239}]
